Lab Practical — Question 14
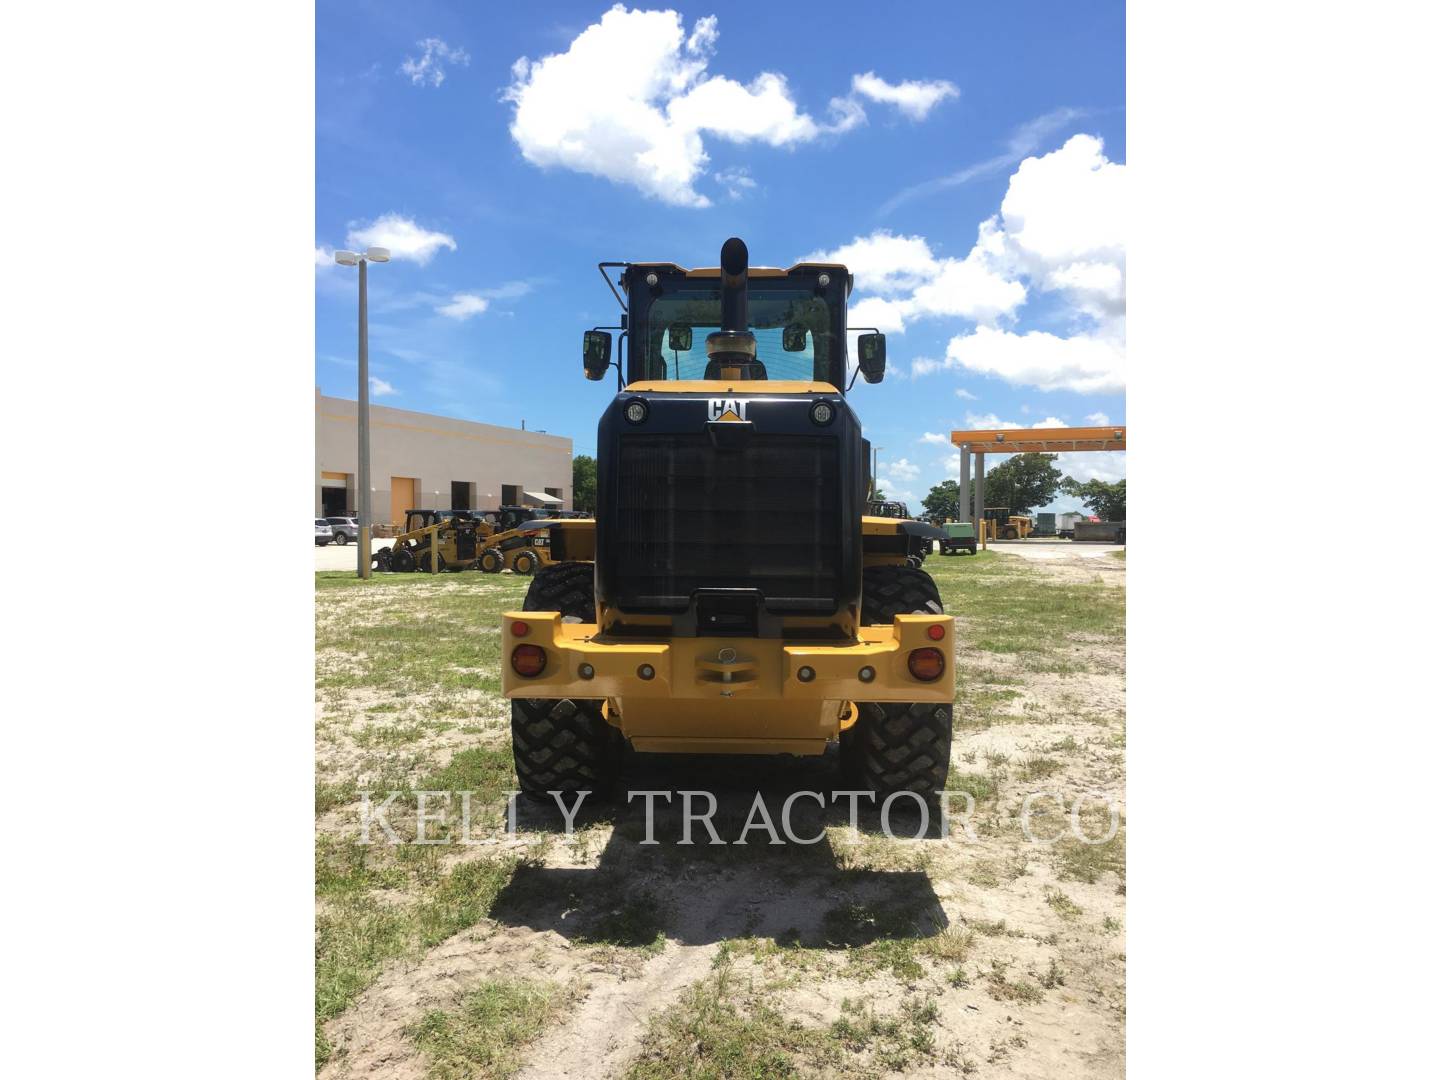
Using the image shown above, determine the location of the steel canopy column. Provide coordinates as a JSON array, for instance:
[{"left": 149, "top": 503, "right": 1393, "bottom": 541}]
[
  {"left": 958, "top": 445, "right": 971, "bottom": 524},
  {"left": 974, "top": 453, "right": 986, "bottom": 540}
]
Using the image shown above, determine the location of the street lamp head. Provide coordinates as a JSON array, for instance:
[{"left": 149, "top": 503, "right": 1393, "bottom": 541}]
[
  {"left": 365, "top": 247, "right": 391, "bottom": 263},
  {"left": 334, "top": 250, "right": 360, "bottom": 266}
]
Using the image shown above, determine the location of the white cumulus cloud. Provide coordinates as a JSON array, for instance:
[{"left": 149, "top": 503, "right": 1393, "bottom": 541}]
[
  {"left": 400, "top": 38, "right": 470, "bottom": 87},
  {"left": 1085, "top": 411, "right": 1111, "bottom": 425},
  {"left": 918, "top": 432, "right": 951, "bottom": 445},
  {"left": 369, "top": 377, "right": 398, "bottom": 397},
  {"left": 883, "top": 456, "right": 921, "bottom": 482},
  {"left": 345, "top": 214, "right": 457, "bottom": 265},
  {"left": 963, "top": 412, "right": 1024, "bottom": 431},
  {"left": 829, "top": 134, "right": 1126, "bottom": 395},
  {"left": 997, "top": 133, "right": 1126, "bottom": 319},
  {"left": 808, "top": 223, "right": 1025, "bottom": 331},
  {"left": 436, "top": 294, "right": 490, "bottom": 320},
  {"left": 713, "top": 165, "right": 757, "bottom": 199},
  {"left": 851, "top": 71, "right": 958, "bottom": 120},
  {"left": 945, "top": 323, "right": 1125, "bottom": 394},
  {"left": 503, "top": 7, "right": 948, "bottom": 207}
]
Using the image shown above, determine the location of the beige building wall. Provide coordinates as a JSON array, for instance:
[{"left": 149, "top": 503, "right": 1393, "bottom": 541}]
[{"left": 315, "top": 391, "right": 573, "bottom": 525}]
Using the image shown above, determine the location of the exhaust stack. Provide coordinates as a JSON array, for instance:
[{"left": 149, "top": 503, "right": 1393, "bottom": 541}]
[{"left": 706, "top": 237, "right": 759, "bottom": 373}]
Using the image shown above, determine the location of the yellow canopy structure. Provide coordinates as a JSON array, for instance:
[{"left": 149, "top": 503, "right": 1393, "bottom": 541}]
[{"left": 948, "top": 425, "right": 1127, "bottom": 543}]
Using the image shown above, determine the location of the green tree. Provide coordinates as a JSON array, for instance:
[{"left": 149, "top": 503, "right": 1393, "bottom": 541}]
[
  {"left": 922, "top": 480, "right": 962, "bottom": 520},
  {"left": 982, "top": 454, "right": 1063, "bottom": 516},
  {"left": 1060, "top": 476, "right": 1126, "bottom": 521},
  {"left": 571, "top": 454, "right": 597, "bottom": 513}
]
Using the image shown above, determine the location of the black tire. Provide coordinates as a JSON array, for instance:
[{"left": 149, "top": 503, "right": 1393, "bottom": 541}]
[
  {"left": 333, "top": 532, "right": 348, "bottom": 546},
  {"left": 512, "top": 550, "right": 538, "bottom": 575},
  {"left": 861, "top": 564, "right": 943, "bottom": 624},
  {"left": 418, "top": 549, "right": 446, "bottom": 573},
  {"left": 479, "top": 549, "right": 504, "bottom": 573},
  {"left": 840, "top": 702, "right": 952, "bottom": 795},
  {"left": 845, "top": 564, "right": 952, "bottom": 795},
  {"left": 510, "top": 563, "right": 612, "bottom": 797},
  {"left": 372, "top": 547, "right": 393, "bottom": 572},
  {"left": 511, "top": 697, "right": 620, "bottom": 798},
  {"left": 522, "top": 561, "right": 596, "bottom": 623},
  {"left": 391, "top": 547, "right": 416, "bottom": 573}
]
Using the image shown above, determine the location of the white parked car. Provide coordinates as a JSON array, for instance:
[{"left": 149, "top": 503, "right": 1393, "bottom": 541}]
[
  {"left": 326, "top": 516, "right": 358, "bottom": 545},
  {"left": 315, "top": 518, "right": 334, "bottom": 546}
]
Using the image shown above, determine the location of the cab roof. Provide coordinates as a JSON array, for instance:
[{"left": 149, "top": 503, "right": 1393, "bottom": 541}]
[{"left": 623, "top": 261, "right": 853, "bottom": 296}]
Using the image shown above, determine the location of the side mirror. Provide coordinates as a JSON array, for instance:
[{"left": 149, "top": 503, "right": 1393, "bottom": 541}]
[
  {"left": 783, "top": 324, "right": 808, "bottom": 351},
  {"left": 667, "top": 326, "right": 692, "bottom": 352},
  {"left": 583, "top": 330, "right": 612, "bottom": 380},
  {"left": 857, "top": 332, "right": 886, "bottom": 383}
]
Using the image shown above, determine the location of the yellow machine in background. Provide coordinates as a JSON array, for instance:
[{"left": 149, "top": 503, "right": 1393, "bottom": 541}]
[
  {"left": 477, "top": 519, "right": 595, "bottom": 575},
  {"left": 982, "top": 508, "right": 1033, "bottom": 541},
  {"left": 372, "top": 510, "right": 495, "bottom": 572},
  {"left": 373, "top": 511, "right": 595, "bottom": 574}
]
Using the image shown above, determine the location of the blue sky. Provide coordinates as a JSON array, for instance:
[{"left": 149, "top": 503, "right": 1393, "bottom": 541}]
[{"left": 316, "top": 1, "right": 1126, "bottom": 511}]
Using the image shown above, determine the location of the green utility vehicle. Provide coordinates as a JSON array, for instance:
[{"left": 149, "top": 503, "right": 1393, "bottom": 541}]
[{"left": 938, "top": 521, "right": 978, "bottom": 555}]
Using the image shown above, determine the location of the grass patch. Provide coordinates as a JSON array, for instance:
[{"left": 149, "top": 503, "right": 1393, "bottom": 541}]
[
  {"left": 1044, "top": 887, "right": 1083, "bottom": 919},
  {"left": 576, "top": 889, "right": 668, "bottom": 954},
  {"left": 830, "top": 995, "right": 942, "bottom": 1072},
  {"left": 1019, "top": 755, "right": 1063, "bottom": 780},
  {"left": 409, "top": 977, "right": 571, "bottom": 1080},
  {"left": 626, "top": 953, "right": 944, "bottom": 1078},
  {"left": 1054, "top": 830, "right": 1126, "bottom": 885},
  {"left": 315, "top": 571, "right": 530, "bottom": 701},
  {"left": 926, "top": 552, "right": 1125, "bottom": 662},
  {"left": 945, "top": 772, "right": 997, "bottom": 803},
  {"left": 626, "top": 958, "right": 839, "bottom": 1078},
  {"left": 315, "top": 851, "right": 518, "bottom": 1027},
  {"left": 316, "top": 779, "right": 358, "bottom": 814},
  {"left": 984, "top": 959, "right": 1045, "bottom": 1004}
]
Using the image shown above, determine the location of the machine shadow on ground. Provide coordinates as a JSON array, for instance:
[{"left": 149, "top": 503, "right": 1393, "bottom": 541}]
[{"left": 490, "top": 748, "right": 951, "bottom": 950}]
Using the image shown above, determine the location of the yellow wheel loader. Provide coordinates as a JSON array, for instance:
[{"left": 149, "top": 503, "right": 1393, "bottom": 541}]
[{"left": 501, "top": 238, "right": 954, "bottom": 799}]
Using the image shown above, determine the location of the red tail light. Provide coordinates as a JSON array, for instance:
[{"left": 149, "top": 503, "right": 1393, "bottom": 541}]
[
  {"left": 908, "top": 647, "right": 945, "bottom": 681},
  {"left": 511, "top": 620, "right": 530, "bottom": 638},
  {"left": 511, "top": 644, "right": 546, "bottom": 677}
]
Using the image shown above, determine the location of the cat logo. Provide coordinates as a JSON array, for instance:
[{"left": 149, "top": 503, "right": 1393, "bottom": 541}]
[{"left": 707, "top": 398, "right": 748, "bottom": 422}]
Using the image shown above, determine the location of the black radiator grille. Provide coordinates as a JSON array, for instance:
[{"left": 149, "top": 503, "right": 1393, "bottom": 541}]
[{"left": 613, "top": 434, "right": 840, "bottom": 610}]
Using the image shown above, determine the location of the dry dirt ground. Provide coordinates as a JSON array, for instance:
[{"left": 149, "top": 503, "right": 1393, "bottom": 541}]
[{"left": 315, "top": 550, "right": 1125, "bottom": 1078}]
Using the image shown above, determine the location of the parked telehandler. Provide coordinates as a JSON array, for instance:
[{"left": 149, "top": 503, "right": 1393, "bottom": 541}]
[{"left": 500, "top": 238, "right": 954, "bottom": 798}]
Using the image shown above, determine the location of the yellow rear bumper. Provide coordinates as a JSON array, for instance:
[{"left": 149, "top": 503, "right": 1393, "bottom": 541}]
[{"left": 500, "top": 612, "right": 953, "bottom": 753}]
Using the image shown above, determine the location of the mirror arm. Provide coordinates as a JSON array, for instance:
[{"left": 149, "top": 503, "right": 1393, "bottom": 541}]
[{"left": 597, "top": 262, "right": 629, "bottom": 312}]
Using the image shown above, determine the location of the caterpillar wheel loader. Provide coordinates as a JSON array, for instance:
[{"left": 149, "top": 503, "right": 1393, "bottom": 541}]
[{"left": 500, "top": 239, "right": 955, "bottom": 800}]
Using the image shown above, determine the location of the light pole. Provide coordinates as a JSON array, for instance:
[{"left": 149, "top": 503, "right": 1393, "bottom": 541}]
[{"left": 333, "top": 246, "right": 390, "bottom": 577}]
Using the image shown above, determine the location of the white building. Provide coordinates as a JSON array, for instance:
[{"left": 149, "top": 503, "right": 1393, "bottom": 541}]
[{"left": 314, "top": 390, "right": 572, "bottom": 525}]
